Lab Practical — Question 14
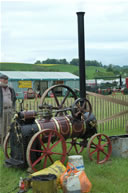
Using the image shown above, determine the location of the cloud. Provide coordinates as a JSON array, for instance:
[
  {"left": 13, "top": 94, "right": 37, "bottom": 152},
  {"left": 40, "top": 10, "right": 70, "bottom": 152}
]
[{"left": 1, "top": 0, "right": 128, "bottom": 66}]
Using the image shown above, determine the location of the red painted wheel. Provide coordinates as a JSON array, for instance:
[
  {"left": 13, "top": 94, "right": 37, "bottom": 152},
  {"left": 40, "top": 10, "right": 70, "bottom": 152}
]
[
  {"left": 87, "top": 133, "right": 112, "bottom": 164},
  {"left": 26, "top": 129, "right": 67, "bottom": 172},
  {"left": 66, "top": 138, "right": 85, "bottom": 155},
  {"left": 3, "top": 132, "right": 10, "bottom": 159}
]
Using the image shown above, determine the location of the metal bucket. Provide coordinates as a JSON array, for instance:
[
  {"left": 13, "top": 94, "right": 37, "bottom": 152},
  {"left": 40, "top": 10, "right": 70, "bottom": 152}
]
[
  {"left": 68, "top": 155, "right": 85, "bottom": 171},
  {"left": 110, "top": 135, "right": 128, "bottom": 158},
  {"left": 31, "top": 174, "right": 57, "bottom": 193}
]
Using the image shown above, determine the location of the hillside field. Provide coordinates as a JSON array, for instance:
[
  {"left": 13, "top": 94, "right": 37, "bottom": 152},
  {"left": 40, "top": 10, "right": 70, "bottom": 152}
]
[{"left": 0, "top": 62, "right": 114, "bottom": 79}]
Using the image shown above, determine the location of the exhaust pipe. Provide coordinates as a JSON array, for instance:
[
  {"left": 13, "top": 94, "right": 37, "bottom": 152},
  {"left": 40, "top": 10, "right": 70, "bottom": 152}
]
[{"left": 76, "top": 12, "right": 86, "bottom": 99}]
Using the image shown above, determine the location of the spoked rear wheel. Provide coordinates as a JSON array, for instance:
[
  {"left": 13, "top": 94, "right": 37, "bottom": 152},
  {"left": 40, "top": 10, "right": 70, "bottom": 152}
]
[
  {"left": 39, "top": 84, "right": 77, "bottom": 116},
  {"left": 26, "top": 129, "right": 67, "bottom": 172},
  {"left": 66, "top": 138, "right": 85, "bottom": 155},
  {"left": 87, "top": 133, "right": 112, "bottom": 164}
]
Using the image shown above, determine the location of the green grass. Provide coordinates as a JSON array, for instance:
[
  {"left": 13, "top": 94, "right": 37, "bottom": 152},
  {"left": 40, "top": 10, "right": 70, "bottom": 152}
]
[
  {"left": 1, "top": 150, "right": 128, "bottom": 193},
  {"left": 0, "top": 127, "right": 128, "bottom": 193},
  {"left": 0, "top": 92, "right": 127, "bottom": 193},
  {"left": 0, "top": 62, "right": 115, "bottom": 79},
  {"left": 0, "top": 62, "right": 79, "bottom": 73},
  {"left": 0, "top": 62, "right": 49, "bottom": 71},
  {"left": 86, "top": 66, "right": 106, "bottom": 79}
]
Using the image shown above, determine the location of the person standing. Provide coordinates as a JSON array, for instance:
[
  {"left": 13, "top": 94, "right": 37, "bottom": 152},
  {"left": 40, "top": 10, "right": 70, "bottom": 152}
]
[{"left": 0, "top": 74, "right": 16, "bottom": 145}]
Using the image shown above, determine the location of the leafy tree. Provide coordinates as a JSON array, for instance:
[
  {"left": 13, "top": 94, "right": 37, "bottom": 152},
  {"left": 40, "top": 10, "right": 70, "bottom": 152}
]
[
  {"left": 106, "top": 64, "right": 114, "bottom": 72},
  {"left": 42, "top": 58, "right": 59, "bottom": 64},
  {"left": 59, "top": 59, "right": 68, "bottom": 64},
  {"left": 86, "top": 60, "right": 102, "bottom": 67},
  {"left": 113, "top": 69, "right": 120, "bottom": 75},
  {"left": 70, "top": 59, "right": 103, "bottom": 67},
  {"left": 70, "top": 58, "right": 79, "bottom": 66},
  {"left": 34, "top": 60, "right": 41, "bottom": 64},
  {"left": 42, "top": 58, "right": 69, "bottom": 64}
]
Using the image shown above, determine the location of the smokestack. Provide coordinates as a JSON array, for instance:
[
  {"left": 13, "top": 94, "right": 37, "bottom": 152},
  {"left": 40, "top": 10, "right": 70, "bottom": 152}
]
[{"left": 76, "top": 12, "right": 86, "bottom": 99}]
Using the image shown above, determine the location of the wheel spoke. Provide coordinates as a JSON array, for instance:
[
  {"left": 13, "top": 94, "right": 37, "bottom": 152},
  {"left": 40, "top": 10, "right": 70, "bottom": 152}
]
[
  {"left": 97, "top": 150, "right": 100, "bottom": 163},
  {"left": 100, "top": 149, "right": 108, "bottom": 156},
  {"left": 32, "top": 154, "right": 45, "bottom": 167},
  {"left": 38, "top": 135, "right": 47, "bottom": 150},
  {"left": 67, "top": 144, "right": 73, "bottom": 154},
  {"left": 60, "top": 90, "right": 70, "bottom": 106},
  {"left": 90, "top": 145, "right": 97, "bottom": 149},
  {"left": 82, "top": 100, "right": 86, "bottom": 109},
  {"left": 90, "top": 148, "right": 98, "bottom": 156},
  {"left": 98, "top": 135, "right": 102, "bottom": 145},
  {"left": 75, "top": 111, "right": 81, "bottom": 117},
  {"left": 51, "top": 151, "right": 65, "bottom": 156},
  {"left": 43, "top": 156, "right": 48, "bottom": 168},
  {"left": 52, "top": 89, "right": 60, "bottom": 106},
  {"left": 49, "top": 138, "right": 62, "bottom": 150},
  {"left": 48, "top": 155, "right": 54, "bottom": 163},
  {"left": 30, "top": 149, "right": 43, "bottom": 153},
  {"left": 47, "top": 131, "right": 52, "bottom": 148},
  {"left": 74, "top": 144, "right": 79, "bottom": 154},
  {"left": 102, "top": 142, "right": 109, "bottom": 148},
  {"left": 67, "top": 138, "right": 84, "bottom": 155},
  {"left": 76, "top": 103, "right": 81, "bottom": 109},
  {"left": 91, "top": 141, "right": 98, "bottom": 148}
]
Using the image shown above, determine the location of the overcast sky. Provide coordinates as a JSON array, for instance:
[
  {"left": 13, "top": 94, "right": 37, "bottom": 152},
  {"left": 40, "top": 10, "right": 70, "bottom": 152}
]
[{"left": 1, "top": 0, "right": 128, "bottom": 66}]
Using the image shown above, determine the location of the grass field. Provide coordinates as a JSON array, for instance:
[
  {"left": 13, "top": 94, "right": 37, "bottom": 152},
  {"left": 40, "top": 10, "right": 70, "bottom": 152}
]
[
  {"left": 0, "top": 62, "right": 114, "bottom": 79},
  {"left": 0, "top": 128, "right": 127, "bottom": 193},
  {"left": 0, "top": 87, "right": 127, "bottom": 193}
]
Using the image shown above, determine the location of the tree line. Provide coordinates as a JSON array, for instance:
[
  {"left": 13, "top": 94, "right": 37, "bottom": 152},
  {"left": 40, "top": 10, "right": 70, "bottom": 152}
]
[
  {"left": 35, "top": 58, "right": 103, "bottom": 67},
  {"left": 34, "top": 58, "right": 128, "bottom": 77}
]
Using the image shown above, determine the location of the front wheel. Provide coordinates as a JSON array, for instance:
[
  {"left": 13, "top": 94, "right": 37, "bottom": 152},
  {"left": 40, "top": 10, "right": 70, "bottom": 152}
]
[
  {"left": 87, "top": 133, "right": 112, "bottom": 164},
  {"left": 26, "top": 129, "right": 67, "bottom": 172}
]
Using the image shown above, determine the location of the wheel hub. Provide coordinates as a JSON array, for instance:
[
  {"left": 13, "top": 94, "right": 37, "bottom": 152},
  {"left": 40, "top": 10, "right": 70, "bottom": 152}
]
[
  {"left": 98, "top": 145, "right": 104, "bottom": 151},
  {"left": 43, "top": 149, "right": 52, "bottom": 155}
]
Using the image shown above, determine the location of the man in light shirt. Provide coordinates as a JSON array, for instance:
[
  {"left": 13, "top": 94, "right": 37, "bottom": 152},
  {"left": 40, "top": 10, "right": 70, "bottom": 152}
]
[{"left": 0, "top": 74, "right": 16, "bottom": 145}]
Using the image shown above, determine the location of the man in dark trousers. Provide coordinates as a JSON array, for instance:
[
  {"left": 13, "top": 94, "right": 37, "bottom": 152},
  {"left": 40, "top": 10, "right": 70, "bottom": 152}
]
[{"left": 0, "top": 74, "right": 16, "bottom": 145}]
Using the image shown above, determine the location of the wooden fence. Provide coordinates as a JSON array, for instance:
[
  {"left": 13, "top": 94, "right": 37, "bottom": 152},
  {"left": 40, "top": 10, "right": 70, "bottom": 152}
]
[
  {"left": 15, "top": 93, "right": 128, "bottom": 133},
  {"left": 87, "top": 93, "right": 128, "bottom": 133}
]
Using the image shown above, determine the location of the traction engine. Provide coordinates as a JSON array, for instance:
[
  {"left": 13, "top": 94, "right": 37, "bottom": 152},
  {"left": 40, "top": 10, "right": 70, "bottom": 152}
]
[{"left": 3, "top": 85, "right": 112, "bottom": 172}]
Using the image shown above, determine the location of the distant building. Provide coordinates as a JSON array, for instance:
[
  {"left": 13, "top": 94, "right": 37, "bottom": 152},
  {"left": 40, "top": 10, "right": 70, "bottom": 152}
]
[{"left": 0, "top": 71, "right": 79, "bottom": 99}]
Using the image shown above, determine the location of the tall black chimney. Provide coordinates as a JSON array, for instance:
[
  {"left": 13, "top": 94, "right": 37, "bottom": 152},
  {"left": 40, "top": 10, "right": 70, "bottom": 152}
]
[{"left": 76, "top": 12, "right": 86, "bottom": 99}]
